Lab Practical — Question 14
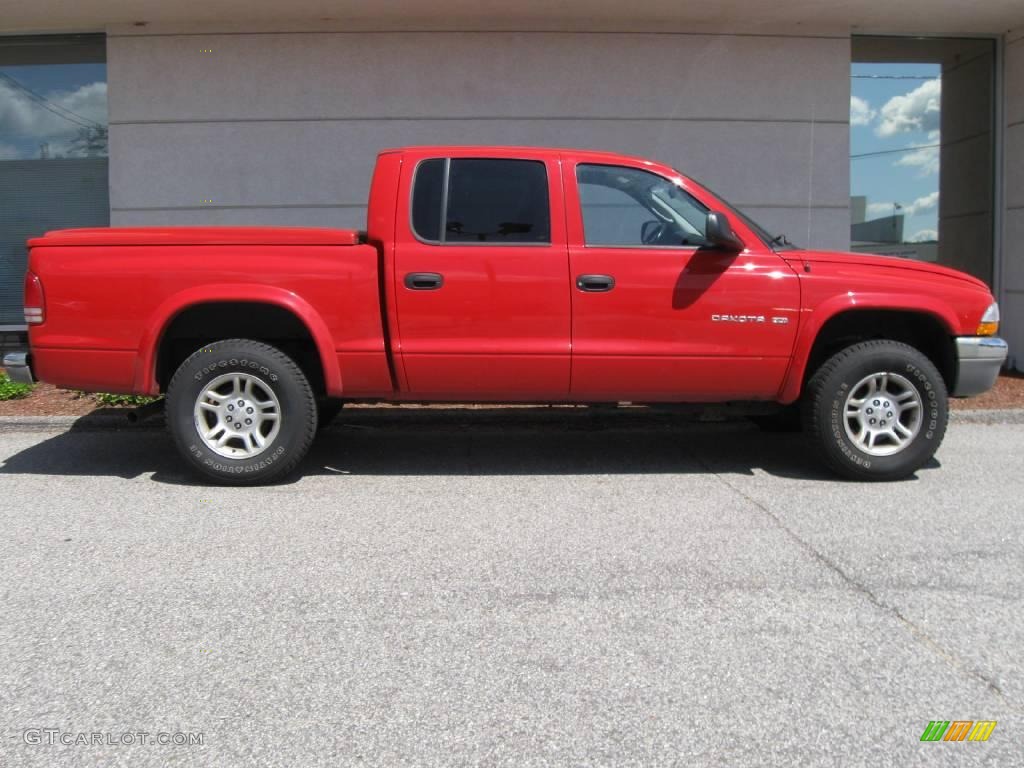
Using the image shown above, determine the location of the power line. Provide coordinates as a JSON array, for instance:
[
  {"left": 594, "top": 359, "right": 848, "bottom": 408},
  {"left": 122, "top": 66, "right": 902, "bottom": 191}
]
[
  {"left": 0, "top": 71, "right": 101, "bottom": 128},
  {"left": 851, "top": 74, "right": 939, "bottom": 80},
  {"left": 0, "top": 71, "right": 102, "bottom": 130},
  {"left": 0, "top": 73, "right": 96, "bottom": 130},
  {"left": 851, "top": 142, "right": 940, "bottom": 160}
]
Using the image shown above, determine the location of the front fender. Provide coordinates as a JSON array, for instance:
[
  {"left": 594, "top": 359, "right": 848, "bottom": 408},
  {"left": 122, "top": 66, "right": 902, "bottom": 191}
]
[
  {"left": 777, "top": 292, "right": 958, "bottom": 404},
  {"left": 134, "top": 284, "right": 343, "bottom": 396}
]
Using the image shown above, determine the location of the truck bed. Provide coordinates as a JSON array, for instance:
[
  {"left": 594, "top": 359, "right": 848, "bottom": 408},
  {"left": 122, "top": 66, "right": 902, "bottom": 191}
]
[
  {"left": 26, "top": 228, "right": 389, "bottom": 397},
  {"left": 28, "top": 227, "right": 364, "bottom": 248}
]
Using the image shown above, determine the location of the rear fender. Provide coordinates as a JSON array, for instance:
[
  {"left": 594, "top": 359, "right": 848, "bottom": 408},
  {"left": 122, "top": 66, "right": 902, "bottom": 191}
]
[{"left": 135, "top": 284, "right": 342, "bottom": 396}]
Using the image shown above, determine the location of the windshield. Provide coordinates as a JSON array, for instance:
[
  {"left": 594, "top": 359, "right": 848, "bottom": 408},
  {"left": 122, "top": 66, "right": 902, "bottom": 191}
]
[{"left": 682, "top": 175, "right": 801, "bottom": 251}]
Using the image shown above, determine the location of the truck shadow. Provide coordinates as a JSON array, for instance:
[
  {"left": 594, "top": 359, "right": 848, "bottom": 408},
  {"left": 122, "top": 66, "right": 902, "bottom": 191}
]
[{"left": 0, "top": 406, "right": 940, "bottom": 484}]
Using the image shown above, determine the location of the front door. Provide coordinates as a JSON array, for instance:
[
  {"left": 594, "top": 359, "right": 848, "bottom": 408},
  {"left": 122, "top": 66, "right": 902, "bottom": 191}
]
[
  {"left": 565, "top": 159, "right": 800, "bottom": 401},
  {"left": 393, "top": 154, "right": 571, "bottom": 399}
]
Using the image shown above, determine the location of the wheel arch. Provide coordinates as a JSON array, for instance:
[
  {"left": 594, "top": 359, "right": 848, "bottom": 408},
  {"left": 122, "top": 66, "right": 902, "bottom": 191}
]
[
  {"left": 780, "top": 297, "right": 958, "bottom": 403},
  {"left": 137, "top": 285, "right": 342, "bottom": 397}
]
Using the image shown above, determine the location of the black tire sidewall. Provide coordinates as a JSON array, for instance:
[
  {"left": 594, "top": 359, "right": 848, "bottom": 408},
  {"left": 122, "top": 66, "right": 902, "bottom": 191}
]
[
  {"left": 167, "top": 341, "right": 315, "bottom": 483},
  {"left": 815, "top": 344, "right": 947, "bottom": 479}
]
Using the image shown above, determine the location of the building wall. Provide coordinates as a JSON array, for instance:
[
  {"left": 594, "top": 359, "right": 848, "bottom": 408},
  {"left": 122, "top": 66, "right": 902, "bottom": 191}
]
[
  {"left": 106, "top": 29, "right": 851, "bottom": 250},
  {"left": 1006, "top": 27, "right": 1024, "bottom": 370}
]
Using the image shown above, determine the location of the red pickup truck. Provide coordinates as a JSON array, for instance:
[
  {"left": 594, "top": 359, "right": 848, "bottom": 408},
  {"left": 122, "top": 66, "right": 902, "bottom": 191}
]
[{"left": 5, "top": 146, "right": 1007, "bottom": 484}]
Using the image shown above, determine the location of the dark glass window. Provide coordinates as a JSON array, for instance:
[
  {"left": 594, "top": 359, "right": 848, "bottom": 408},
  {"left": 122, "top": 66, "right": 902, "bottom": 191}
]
[
  {"left": 0, "top": 35, "right": 108, "bottom": 326},
  {"left": 410, "top": 157, "right": 551, "bottom": 245},
  {"left": 411, "top": 158, "right": 445, "bottom": 242},
  {"left": 446, "top": 159, "right": 550, "bottom": 243}
]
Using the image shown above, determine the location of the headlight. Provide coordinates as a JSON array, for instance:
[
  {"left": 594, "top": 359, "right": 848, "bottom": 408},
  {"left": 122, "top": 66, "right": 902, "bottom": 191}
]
[{"left": 977, "top": 302, "right": 1000, "bottom": 336}]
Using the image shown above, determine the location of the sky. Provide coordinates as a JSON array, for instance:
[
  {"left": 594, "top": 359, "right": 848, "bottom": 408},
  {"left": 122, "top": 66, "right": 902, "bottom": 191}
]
[
  {"left": 850, "top": 62, "right": 941, "bottom": 243},
  {"left": 0, "top": 63, "right": 108, "bottom": 161}
]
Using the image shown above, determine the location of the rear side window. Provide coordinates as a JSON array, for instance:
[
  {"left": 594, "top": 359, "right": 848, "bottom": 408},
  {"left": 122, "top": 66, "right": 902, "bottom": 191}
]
[
  {"left": 410, "top": 158, "right": 550, "bottom": 244},
  {"left": 411, "top": 158, "right": 445, "bottom": 242}
]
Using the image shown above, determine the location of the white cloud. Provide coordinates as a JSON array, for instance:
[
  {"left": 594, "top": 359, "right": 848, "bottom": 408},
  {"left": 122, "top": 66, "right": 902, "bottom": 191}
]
[
  {"left": 906, "top": 190, "right": 939, "bottom": 215},
  {"left": 895, "top": 130, "right": 940, "bottom": 176},
  {"left": 0, "top": 79, "right": 107, "bottom": 159},
  {"left": 866, "top": 191, "right": 939, "bottom": 219},
  {"left": 850, "top": 95, "right": 876, "bottom": 127},
  {"left": 910, "top": 229, "right": 938, "bottom": 242},
  {"left": 0, "top": 142, "right": 21, "bottom": 160},
  {"left": 867, "top": 201, "right": 898, "bottom": 217},
  {"left": 876, "top": 79, "right": 941, "bottom": 137}
]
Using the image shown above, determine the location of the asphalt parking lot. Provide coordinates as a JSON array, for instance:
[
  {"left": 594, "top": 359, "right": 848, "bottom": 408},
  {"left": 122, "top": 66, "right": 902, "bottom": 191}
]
[{"left": 0, "top": 408, "right": 1022, "bottom": 767}]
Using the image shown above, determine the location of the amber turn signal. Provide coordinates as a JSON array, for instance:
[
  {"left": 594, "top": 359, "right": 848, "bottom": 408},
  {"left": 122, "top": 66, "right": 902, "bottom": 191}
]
[{"left": 976, "top": 302, "right": 1000, "bottom": 336}]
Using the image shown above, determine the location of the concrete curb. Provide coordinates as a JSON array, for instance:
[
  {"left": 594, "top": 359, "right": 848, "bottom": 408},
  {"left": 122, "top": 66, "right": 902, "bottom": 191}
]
[
  {"left": 0, "top": 412, "right": 152, "bottom": 432},
  {"left": 948, "top": 408, "right": 1024, "bottom": 424},
  {"left": 0, "top": 406, "right": 1021, "bottom": 432}
]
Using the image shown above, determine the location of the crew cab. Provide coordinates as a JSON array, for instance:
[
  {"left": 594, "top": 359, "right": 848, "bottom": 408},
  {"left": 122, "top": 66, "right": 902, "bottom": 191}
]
[{"left": 4, "top": 146, "right": 1008, "bottom": 484}]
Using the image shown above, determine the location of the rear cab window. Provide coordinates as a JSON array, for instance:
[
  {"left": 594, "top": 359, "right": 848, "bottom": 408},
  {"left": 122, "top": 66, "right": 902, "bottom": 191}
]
[{"left": 411, "top": 158, "right": 551, "bottom": 244}]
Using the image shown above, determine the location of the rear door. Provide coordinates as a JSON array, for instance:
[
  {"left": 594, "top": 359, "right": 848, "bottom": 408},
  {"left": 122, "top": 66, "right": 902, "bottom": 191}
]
[{"left": 392, "top": 151, "right": 571, "bottom": 399}]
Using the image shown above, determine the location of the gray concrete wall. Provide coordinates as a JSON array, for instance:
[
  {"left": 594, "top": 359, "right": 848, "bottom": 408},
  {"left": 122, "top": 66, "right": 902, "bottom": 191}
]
[
  {"left": 1004, "top": 27, "right": 1024, "bottom": 370},
  {"left": 106, "top": 29, "right": 851, "bottom": 250}
]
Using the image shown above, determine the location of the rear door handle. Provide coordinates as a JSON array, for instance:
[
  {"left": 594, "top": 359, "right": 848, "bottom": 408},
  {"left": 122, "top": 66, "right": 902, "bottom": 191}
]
[
  {"left": 576, "top": 274, "right": 615, "bottom": 292},
  {"left": 404, "top": 272, "right": 444, "bottom": 290}
]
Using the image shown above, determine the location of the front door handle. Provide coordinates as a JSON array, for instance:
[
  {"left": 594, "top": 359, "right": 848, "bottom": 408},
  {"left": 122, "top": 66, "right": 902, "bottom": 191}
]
[
  {"left": 404, "top": 272, "right": 444, "bottom": 290},
  {"left": 576, "top": 274, "right": 615, "bottom": 292}
]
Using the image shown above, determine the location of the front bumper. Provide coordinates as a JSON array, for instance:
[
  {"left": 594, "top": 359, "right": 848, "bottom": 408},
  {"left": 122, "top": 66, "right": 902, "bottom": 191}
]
[
  {"left": 953, "top": 337, "right": 1007, "bottom": 397},
  {"left": 2, "top": 351, "right": 34, "bottom": 385}
]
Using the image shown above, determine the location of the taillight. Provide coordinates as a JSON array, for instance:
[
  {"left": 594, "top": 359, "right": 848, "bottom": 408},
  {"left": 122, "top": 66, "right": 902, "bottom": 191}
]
[{"left": 24, "top": 271, "right": 44, "bottom": 325}]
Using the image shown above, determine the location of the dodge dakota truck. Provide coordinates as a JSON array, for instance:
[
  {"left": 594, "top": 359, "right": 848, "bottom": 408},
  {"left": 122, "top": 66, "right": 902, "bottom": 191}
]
[{"left": 4, "top": 146, "right": 1008, "bottom": 484}]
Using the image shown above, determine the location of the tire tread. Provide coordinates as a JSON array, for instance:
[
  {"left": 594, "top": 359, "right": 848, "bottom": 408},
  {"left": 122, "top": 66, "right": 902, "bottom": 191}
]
[
  {"left": 802, "top": 339, "right": 948, "bottom": 481},
  {"left": 166, "top": 338, "right": 317, "bottom": 485}
]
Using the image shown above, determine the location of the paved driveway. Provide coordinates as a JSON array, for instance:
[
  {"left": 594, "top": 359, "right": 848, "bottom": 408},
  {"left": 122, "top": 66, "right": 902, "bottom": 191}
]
[{"left": 0, "top": 408, "right": 1021, "bottom": 767}]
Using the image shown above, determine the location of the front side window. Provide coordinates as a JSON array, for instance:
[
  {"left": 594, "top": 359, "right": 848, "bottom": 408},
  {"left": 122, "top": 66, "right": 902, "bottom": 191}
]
[
  {"left": 577, "top": 164, "right": 709, "bottom": 248},
  {"left": 411, "top": 158, "right": 550, "bottom": 244}
]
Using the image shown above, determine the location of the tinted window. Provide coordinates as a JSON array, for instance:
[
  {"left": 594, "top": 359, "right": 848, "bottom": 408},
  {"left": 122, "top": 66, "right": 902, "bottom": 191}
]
[
  {"left": 445, "top": 159, "right": 550, "bottom": 243},
  {"left": 0, "top": 35, "right": 109, "bottom": 326},
  {"left": 577, "top": 164, "right": 709, "bottom": 248},
  {"left": 411, "top": 158, "right": 445, "bottom": 241}
]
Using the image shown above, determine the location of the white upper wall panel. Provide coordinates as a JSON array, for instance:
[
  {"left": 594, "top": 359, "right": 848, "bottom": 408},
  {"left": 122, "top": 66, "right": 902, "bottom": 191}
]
[
  {"left": 107, "top": 32, "right": 849, "bottom": 124},
  {"left": 3, "top": 0, "right": 1024, "bottom": 36}
]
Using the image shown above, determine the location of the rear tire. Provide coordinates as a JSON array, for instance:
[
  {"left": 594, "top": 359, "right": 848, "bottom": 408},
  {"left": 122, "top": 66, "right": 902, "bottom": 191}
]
[
  {"left": 802, "top": 340, "right": 948, "bottom": 481},
  {"left": 166, "top": 339, "right": 317, "bottom": 485}
]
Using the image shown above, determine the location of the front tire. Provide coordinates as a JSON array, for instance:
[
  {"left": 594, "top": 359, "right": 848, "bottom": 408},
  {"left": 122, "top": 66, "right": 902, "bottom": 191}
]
[
  {"left": 803, "top": 340, "right": 948, "bottom": 481},
  {"left": 166, "top": 339, "right": 317, "bottom": 485}
]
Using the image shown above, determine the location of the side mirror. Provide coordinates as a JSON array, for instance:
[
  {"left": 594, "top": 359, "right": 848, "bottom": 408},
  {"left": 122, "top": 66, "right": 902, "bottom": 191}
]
[{"left": 705, "top": 212, "right": 744, "bottom": 252}]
